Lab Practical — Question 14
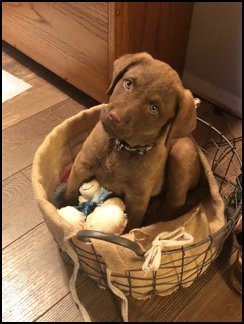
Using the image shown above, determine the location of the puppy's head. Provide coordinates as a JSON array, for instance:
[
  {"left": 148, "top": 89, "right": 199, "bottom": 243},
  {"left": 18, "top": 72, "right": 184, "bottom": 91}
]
[{"left": 101, "top": 53, "right": 196, "bottom": 147}]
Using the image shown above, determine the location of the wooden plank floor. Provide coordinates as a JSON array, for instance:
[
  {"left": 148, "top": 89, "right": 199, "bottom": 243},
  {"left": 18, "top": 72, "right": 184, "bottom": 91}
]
[{"left": 2, "top": 42, "right": 242, "bottom": 322}]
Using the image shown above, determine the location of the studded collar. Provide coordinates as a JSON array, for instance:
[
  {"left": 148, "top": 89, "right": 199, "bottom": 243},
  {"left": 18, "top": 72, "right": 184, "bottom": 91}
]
[{"left": 115, "top": 138, "right": 154, "bottom": 155}]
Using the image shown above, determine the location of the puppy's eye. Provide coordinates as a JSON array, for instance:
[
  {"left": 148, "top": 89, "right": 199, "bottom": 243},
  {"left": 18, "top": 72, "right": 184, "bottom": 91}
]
[
  {"left": 123, "top": 79, "right": 133, "bottom": 90},
  {"left": 148, "top": 105, "right": 159, "bottom": 114}
]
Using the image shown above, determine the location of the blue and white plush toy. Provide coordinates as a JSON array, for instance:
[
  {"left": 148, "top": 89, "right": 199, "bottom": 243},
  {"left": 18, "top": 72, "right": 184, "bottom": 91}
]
[
  {"left": 57, "top": 179, "right": 128, "bottom": 235},
  {"left": 75, "top": 179, "right": 115, "bottom": 218}
]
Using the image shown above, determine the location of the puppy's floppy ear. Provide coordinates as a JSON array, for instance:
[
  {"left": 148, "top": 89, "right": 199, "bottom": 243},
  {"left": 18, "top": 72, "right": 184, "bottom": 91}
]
[
  {"left": 166, "top": 88, "right": 196, "bottom": 143},
  {"left": 107, "top": 52, "right": 152, "bottom": 96}
]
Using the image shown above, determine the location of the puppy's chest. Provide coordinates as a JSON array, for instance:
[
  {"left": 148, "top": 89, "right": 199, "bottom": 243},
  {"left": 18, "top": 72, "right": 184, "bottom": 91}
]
[{"left": 95, "top": 151, "right": 146, "bottom": 191}]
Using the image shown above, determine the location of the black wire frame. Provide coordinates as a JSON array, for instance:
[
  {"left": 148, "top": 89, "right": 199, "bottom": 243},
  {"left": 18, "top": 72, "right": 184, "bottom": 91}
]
[{"left": 69, "top": 118, "right": 242, "bottom": 297}]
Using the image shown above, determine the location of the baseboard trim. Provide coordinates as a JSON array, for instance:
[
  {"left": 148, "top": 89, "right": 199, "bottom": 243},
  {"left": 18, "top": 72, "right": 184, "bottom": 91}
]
[{"left": 183, "top": 72, "right": 242, "bottom": 118}]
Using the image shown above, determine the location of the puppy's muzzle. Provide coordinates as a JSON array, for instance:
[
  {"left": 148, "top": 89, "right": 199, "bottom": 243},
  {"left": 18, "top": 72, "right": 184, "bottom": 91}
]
[{"left": 108, "top": 111, "right": 121, "bottom": 125}]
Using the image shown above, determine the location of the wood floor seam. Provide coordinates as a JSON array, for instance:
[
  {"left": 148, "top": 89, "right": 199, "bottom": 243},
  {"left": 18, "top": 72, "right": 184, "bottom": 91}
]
[{"left": 2, "top": 221, "right": 45, "bottom": 251}]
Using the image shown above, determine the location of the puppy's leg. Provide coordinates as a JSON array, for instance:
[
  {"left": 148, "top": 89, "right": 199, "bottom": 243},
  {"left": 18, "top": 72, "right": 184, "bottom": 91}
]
[
  {"left": 125, "top": 189, "right": 151, "bottom": 231},
  {"left": 161, "top": 138, "right": 201, "bottom": 219},
  {"left": 64, "top": 122, "right": 106, "bottom": 204},
  {"left": 64, "top": 154, "right": 93, "bottom": 205}
]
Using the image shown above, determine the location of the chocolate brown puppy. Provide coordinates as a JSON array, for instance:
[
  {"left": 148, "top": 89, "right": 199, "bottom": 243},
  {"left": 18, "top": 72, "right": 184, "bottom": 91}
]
[{"left": 64, "top": 53, "right": 201, "bottom": 230}]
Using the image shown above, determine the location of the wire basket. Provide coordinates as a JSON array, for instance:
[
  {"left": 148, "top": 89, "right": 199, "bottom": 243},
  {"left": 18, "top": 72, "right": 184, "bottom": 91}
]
[{"left": 63, "top": 117, "right": 242, "bottom": 298}]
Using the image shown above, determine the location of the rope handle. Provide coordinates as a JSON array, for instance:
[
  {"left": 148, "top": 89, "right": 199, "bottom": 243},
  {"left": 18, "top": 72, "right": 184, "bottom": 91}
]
[
  {"left": 142, "top": 227, "right": 194, "bottom": 272},
  {"left": 76, "top": 230, "right": 145, "bottom": 257}
]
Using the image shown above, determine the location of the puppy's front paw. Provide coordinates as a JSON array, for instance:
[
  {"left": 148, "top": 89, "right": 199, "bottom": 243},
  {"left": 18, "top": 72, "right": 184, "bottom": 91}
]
[
  {"left": 54, "top": 183, "right": 78, "bottom": 208},
  {"left": 54, "top": 183, "right": 67, "bottom": 208},
  {"left": 63, "top": 187, "right": 79, "bottom": 206}
]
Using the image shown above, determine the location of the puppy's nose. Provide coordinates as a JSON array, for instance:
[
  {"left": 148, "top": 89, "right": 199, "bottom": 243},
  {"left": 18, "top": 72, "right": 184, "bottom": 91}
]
[{"left": 108, "top": 111, "right": 121, "bottom": 124}]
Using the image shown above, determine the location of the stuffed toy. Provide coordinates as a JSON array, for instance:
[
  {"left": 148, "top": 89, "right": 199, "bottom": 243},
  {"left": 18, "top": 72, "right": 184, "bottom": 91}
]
[
  {"left": 75, "top": 179, "right": 116, "bottom": 218},
  {"left": 86, "top": 197, "right": 127, "bottom": 235},
  {"left": 57, "top": 206, "right": 86, "bottom": 229},
  {"left": 56, "top": 179, "right": 127, "bottom": 235}
]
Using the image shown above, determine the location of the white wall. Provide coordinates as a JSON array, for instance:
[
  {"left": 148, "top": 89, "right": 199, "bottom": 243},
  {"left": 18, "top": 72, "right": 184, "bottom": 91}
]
[{"left": 183, "top": 2, "right": 242, "bottom": 117}]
